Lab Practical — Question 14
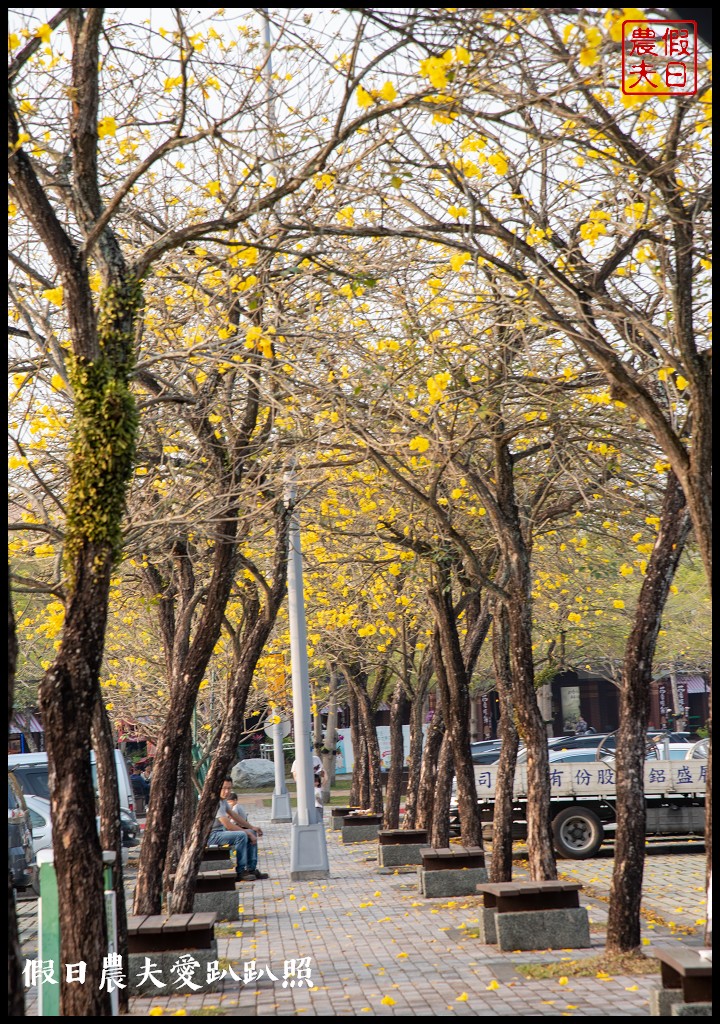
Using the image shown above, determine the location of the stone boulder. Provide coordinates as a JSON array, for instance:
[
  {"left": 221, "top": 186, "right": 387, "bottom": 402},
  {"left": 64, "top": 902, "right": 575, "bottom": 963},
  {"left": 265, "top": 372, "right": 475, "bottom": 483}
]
[{"left": 231, "top": 758, "right": 276, "bottom": 788}]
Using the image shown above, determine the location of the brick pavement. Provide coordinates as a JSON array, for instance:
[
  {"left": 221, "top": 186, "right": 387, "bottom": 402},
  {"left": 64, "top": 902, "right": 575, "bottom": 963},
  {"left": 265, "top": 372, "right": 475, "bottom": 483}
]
[{"left": 17, "top": 797, "right": 708, "bottom": 1016}]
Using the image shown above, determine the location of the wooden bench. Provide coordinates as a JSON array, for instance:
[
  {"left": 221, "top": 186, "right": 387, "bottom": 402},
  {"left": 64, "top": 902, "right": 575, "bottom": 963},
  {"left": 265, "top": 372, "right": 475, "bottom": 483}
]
[
  {"left": 378, "top": 829, "right": 428, "bottom": 846},
  {"left": 476, "top": 880, "right": 582, "bottom": 911},
  {"left": 168, "top": 869, "right": 237, "bottom": 893},
  {"left": 344, "top": 813, "right": 383, "bottom": 826},
  {"left": 654, "top": 946, "right": 712, "bottom": 1004},
  {"left": 475, "top": 880, "right": 589, "bottom": 950},
  {"left": 420, "top": 846, "right": 485, "bottom": 870},
  {"left": 126, "top": 912, "right": 216, "bottom": 954},
  {"left": 417, "top": 846, "right": 487, "bottom": 897},
  {"left": 203, "top": 846, "right": 232, "bottom": 862}
]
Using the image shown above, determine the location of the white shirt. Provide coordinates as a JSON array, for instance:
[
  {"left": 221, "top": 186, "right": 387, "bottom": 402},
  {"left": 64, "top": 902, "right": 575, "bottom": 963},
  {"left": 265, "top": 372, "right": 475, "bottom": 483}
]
[{"left": 291, "top": 755, "right": 323, "bottom": 779}]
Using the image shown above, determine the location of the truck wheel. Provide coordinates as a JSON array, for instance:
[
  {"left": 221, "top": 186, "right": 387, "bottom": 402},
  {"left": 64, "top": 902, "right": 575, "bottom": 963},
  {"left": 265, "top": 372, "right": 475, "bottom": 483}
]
[{"left": 552, "top": 807, "right": 603, "bottom": 859}]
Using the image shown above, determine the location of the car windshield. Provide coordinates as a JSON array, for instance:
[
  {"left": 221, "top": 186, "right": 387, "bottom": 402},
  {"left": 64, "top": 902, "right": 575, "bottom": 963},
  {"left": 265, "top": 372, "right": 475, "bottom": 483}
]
[{"left": 11, "top": 766, "right": 50, "bottom": 799}]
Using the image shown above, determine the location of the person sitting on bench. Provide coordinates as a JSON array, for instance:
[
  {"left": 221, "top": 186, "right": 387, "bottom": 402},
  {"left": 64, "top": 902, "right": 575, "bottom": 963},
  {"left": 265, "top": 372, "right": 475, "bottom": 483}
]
[
  {"left": 208, "top": 777, "right": 268, "bottom": 881},
  {"left": 231, "top": 793, "right": 269, "bottom": 880}
]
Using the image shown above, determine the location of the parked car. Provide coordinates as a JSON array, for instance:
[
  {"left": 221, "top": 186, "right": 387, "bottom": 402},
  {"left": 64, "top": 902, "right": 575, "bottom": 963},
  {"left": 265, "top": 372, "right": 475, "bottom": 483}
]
[
  {"left": 548, "top": 748, "right": 604, "bottom": 764},
  {"left": 516, "top": 734, "right": 613, "bottom": 763},
  {"left": 24, "top": 794, "right": 52, "bottom": 853},
  {"left": 24, "top": 793, "right": 136, "bottom": 861},
  {"left": 8, "top": 772, "right": 36, "bottom": 892},
  {"left": 470, "top": 740, "right": 503, "bottom": 764},
  {"left": 8, "top": 749, "right": 136, "bottom": 818}
]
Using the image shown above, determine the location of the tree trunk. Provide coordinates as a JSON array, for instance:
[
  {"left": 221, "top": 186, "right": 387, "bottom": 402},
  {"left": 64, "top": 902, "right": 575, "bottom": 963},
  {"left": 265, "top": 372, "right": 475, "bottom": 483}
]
[
  {"left": 348, "top": 689, "right": 365, "bottom": 807},
  {"left": 429, "top": 574, "right": 482, "bottom": 848},
  {"left": 8, "top": 575, "right": 24, "bottom": 1018},
  {"left": 18, "top": 712, "right": 39, "bottom": 752},
  {"left": 607, "top": 473, "right": 691, "bottom": 952},
  {"left": 133, "top": 515, "right": 239, "bottom": 915},
  {"left": 490, "top": 603, "right": 519, "bottom": 882},
  {"left": 505, "top": 578, "right": 556, "bottom": 881},
  {"left": 321, "top": 669, "right": 338, "bottom": 802},
  {"left": 39, "top": 545, "right": 114, "bottom": 1015},
  {"left": 416, "top": 707, "right": 445, "bottom": 831},
  {"left": 401, "top": 649, "right": 433, "bottom": 830},
  {"left": 91, "top": 700, "right": 129, "bottom": 1013},
  {"left": 163, "top": 731, "right": 196, "bottom": 897},
  {"left": 383, "top": 677, "right": 408, "bottom": 829},
  {"left": 429, "top": 733, "right": 453, "bottom": 848},
  {"left": 352, "top": 680, "right": 384, "bottom": 814},
  {"left": 170, "top": 553, "right": 288, "bottom": 913}
]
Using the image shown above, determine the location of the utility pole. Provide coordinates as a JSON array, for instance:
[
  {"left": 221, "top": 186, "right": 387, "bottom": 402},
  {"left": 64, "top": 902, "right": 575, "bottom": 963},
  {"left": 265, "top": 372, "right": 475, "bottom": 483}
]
[{"left": 284, "top": 469, "right": 329, "bottom": 879}]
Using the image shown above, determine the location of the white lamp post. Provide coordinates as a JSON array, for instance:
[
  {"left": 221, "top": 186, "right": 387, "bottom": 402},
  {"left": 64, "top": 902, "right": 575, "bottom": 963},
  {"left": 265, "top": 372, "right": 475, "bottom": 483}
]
[
  {"left": 285, "top": 470, "right": 329, "bottom": 879},
  {"left": 269, "top": 718, "right": 292, "bottom": 822}
]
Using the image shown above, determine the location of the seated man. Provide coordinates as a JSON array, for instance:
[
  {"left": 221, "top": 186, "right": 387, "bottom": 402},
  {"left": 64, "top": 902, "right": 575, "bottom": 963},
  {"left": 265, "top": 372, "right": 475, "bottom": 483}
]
[
  {"left": 208, "top": 777, "right": 268, "bottom": 881},
  {"left": 231, "top": 794, "right": 269, "bottom": 880}
]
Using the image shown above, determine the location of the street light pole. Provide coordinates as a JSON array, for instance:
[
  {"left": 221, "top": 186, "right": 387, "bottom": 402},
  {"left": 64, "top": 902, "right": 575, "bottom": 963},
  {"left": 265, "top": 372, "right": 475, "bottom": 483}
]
[
  {"left": 284, "top": 469, "right": 329, "bottom": 879},
  {"left": 270, "top": 719, "right": 292, "bottom": 822}
]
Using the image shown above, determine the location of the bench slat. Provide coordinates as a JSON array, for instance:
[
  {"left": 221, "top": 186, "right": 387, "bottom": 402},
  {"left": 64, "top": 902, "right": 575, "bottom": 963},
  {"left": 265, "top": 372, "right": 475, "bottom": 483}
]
[
  {"left": 162, "top": 914, "right": 194, "bottom": 933},
  {"left": 189, "top": 912, "right": 218, "bottom": 929},
  {"left": 139, "top": 915, "right": 169, "bottom": 934},
  {"left": 126, "top": 915, "right": 148, "bottom": 934}
]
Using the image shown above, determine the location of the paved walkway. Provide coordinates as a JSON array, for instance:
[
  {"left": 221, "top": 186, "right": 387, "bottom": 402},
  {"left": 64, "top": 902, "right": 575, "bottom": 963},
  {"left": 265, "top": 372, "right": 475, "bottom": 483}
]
[{"left": 18, "top": 797, "right": 708, "bottom": 1016}]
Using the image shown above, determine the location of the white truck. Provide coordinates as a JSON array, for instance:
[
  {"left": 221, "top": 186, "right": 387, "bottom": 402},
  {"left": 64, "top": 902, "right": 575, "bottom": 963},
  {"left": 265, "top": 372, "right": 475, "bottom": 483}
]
[{"left": 459, "top": 757, "right": 708, "bottom": 859}]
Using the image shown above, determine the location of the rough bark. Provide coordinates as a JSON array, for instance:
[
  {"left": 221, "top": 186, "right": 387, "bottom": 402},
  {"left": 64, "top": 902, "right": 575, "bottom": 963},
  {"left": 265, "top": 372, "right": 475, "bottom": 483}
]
[
  {"left": 429, "top": 733, "right": 454, "bottom": 848},
  {"left": 401, "top": 645, "right": 434, "bottom": 829},
  {"left": 170, "top": 514, "right": 289, "bottom": 913},
  {"left": 133, "top": 510, "right": 240, "bottom": 914},
  {"left": 91, "top": 700, "right": 129, "bottom": 1013},
  {"left": 383, "top": 677, "right": 409, "bottom": 829},
  {"left": 489, "top": 602, "right": 520, "bottom": 882},
  {"left": 163, "top": 732, "right": 196, "bottom": 896},
  {"left": 8, "top": 574, "right": 25, "bottom": 1017},
  {"left": 415, "top": 706, "right": 445, "bottom": 831},
  {"left": 429, "top": 571, "right": 482, "bottom": 848},
  {"left": 320, "top": 668, "right": 338, "bottom": 802},
  {"left": 492, "top": 410, "right": 556, "bottom": 882},
  {"left": 607, "top": 473, "right": 691, "bottom": 953},
  {"left": 348, "top": 689, "right": 366, "bottom": 808},
  {"left": 16, "top": 711, "right": 39, "bottom": 752},
  {"left": 349, "top": 674, "right": 384, "bottom": 814}
]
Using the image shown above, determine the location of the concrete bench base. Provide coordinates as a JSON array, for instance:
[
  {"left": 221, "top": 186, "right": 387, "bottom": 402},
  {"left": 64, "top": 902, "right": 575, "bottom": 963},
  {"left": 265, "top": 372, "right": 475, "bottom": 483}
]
[
  {"left": 418, "top": 865, "right": 488, "bottom": 898},
  {"left": 166, "top": 889, "right": 240, "bottom": 922},
  {"left": 495, "top": 907, "right": 590, "bottom": 951},
  {"left": 650, "top": 987, "right": 685, "bottom": 1016},
  {"left": 128, "top": 943, "right": 219, "bottom": 996},
  {"left": 671, "top": 1004, "right": 713, "bottom": 1016},
  {"left": 377, "top": 843, "right": 424, "bottom": 867},
  {"left": 331, "top": 815, "right": 345, "bottom": 831},
  {"left": 477, "top": 906, "right": 497, "bottom": 944},
  {"left": 342, "top": 823, "right": 380, "bottom": 843},
  {"left": 199, "top": 856, "right": 233, "bottom": 872}
]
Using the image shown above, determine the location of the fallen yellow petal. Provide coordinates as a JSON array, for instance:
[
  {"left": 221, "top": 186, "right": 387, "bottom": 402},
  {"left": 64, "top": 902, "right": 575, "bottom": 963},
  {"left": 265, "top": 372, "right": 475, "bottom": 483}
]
[
  {"left": 559, "top": 977, "right": 569, "bottom": 985},
  {"left": 381, "top": 996, "right": 396, "bottom": 1006},
  {"left": 486, "top": 979, "right": 500, "bottom": 991},
  {"left": 456, "top": 992, "right": 469, "bottom": 1002}
]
